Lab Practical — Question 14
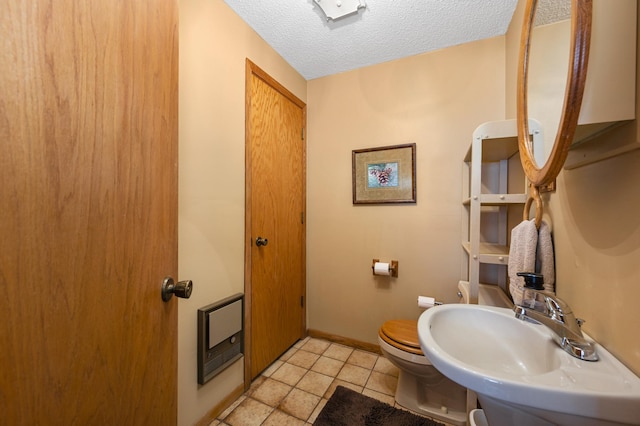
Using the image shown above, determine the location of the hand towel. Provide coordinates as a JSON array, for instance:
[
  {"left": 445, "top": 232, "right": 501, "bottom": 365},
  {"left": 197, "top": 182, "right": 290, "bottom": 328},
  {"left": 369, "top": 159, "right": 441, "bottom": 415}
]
[
  {"left": 536, "top": 220, "right": 555, "bottom": 294},
  {"left": 508, "top": 219, "right": 538, "bottom": 305}
]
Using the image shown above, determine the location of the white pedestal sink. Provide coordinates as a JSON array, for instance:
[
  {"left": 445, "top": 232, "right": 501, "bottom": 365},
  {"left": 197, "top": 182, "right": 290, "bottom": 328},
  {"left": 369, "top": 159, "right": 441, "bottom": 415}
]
[{"left": 417, "top": 304, "right": 640, "bottom": 425}]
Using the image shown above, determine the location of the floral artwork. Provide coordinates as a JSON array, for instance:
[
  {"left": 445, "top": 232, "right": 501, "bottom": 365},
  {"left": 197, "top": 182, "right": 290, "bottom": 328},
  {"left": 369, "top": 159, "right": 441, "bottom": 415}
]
[{"left": 367, "top": 162, "right": 398, "bottom": 188}]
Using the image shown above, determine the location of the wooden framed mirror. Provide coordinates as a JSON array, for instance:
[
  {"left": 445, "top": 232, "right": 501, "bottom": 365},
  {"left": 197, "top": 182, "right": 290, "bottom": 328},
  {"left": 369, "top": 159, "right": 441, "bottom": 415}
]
[{"left": 517, "top": 0, "right": 593, "bottom": 187}]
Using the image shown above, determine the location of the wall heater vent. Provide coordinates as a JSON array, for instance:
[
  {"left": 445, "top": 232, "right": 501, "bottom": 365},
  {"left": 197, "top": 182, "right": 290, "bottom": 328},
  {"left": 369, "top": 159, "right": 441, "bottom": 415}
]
[{"left": 197, "top": 293, "right": 244, "bottom": 385}]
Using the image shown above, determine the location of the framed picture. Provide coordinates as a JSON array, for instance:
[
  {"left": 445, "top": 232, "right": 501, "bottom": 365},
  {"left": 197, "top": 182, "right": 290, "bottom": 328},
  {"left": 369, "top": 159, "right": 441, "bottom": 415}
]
[{"left": 352, "top": 143, "right": 416, "bottom": 204}]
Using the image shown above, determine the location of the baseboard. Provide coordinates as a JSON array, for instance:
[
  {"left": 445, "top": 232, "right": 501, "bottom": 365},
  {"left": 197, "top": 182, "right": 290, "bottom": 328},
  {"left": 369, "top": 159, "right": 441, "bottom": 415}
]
[
  {"left": 194, "top": 383, "right": 244, "bottom": 426},
  {"left": 307, "top": 329, "right": 382, "bottom": 355}
]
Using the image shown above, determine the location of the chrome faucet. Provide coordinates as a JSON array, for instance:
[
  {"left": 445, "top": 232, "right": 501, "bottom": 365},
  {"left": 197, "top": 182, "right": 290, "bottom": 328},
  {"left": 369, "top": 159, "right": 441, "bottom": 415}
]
[{"left": 513, "top": 273, "right": 598, "bottom": 362}]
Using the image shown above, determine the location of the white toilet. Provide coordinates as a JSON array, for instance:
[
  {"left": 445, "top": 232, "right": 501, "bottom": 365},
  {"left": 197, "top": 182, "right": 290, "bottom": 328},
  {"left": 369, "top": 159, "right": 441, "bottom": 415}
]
[{"left": 378, "top": 318, "right": 468, "bottom": 426}]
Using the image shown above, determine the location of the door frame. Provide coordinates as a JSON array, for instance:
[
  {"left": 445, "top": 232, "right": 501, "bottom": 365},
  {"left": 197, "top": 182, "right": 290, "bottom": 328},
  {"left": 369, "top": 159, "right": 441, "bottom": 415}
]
[{"left": 244, "top": 59, "right": 307, "bottom": 388}]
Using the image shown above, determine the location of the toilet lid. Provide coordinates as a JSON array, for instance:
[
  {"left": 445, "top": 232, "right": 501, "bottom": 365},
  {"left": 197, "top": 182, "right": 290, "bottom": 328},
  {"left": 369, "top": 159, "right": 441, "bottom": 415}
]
[{"left": 379, "top": 319, "right": 424, "bottom": 356}]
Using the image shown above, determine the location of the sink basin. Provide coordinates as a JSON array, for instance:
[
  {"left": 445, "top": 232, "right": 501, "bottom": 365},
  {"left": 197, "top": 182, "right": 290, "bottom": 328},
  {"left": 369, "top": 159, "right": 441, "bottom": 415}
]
[{"left": 417, "top": 304, "right": 640, "bottom": 426}]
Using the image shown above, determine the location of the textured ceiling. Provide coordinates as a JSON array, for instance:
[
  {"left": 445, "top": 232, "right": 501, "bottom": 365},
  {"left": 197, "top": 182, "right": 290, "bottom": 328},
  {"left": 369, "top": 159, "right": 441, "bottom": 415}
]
[
  {"left": 534, "top": 0, "right": 571, "bottom": 26},
  {"left": 223, "top": 0, "right": 520, "bottom": 80}
]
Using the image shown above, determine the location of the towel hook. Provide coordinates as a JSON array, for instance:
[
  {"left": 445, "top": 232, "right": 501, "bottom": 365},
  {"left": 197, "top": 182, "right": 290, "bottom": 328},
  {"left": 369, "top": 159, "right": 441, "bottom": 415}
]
[{"left": 523, "top": 185, "right": 543, "bottom": 229}]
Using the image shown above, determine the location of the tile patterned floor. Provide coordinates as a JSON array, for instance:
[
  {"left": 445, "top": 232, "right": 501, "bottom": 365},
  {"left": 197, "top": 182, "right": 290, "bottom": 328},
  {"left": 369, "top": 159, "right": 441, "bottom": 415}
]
[{"left": 211, "top": 336, "right": 455, "bottom": 426}]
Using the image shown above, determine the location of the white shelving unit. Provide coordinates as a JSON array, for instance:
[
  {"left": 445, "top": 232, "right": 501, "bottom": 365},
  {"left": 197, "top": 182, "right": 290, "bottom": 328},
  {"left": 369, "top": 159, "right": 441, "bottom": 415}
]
[{"left": 460, "top": 119, "right": 542, "bottom": 306}]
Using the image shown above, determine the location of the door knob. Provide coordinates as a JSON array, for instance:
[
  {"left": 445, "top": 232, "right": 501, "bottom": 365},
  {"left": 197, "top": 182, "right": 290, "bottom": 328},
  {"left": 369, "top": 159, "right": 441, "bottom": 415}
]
[
  {"left": 255, "top": 237, "right": 268, "bottom": 247},
  {"left": 161, "top": 277, "right": 193, "bottom": 302}
]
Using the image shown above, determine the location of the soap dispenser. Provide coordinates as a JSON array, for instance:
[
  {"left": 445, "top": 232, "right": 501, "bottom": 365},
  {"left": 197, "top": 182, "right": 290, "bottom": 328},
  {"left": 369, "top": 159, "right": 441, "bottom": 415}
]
[{"left": 516, "top": 272, "right": 545, "bottom": 311}]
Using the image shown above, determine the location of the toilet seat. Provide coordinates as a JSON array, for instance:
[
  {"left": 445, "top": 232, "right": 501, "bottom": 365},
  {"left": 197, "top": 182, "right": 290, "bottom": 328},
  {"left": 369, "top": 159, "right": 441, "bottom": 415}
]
[
  {"left": 378, "top": 320, "right": 467, "bottom": 425},
  {"left": 378, "top": 319, "right": 424, "bottom": 356}
]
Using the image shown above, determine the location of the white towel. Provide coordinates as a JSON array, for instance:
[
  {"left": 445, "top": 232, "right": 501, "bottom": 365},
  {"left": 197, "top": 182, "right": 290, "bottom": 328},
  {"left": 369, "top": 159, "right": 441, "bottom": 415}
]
[
  {"left": 536, "top": 221, "right": 555, "bottom": 294},
  {"left": 508, "top": 219, "right": 538, "bottom": 305}
]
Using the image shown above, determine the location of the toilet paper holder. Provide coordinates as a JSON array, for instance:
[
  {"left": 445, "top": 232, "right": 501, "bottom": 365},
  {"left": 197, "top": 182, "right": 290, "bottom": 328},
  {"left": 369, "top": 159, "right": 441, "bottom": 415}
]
[{"left": 372, "top": 259, "right": 398, "bottom": 277}]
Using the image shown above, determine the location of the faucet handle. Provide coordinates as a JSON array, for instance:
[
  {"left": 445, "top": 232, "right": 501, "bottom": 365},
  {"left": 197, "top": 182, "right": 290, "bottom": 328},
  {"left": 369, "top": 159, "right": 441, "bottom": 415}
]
[
  {"left": 544, "top": 296, "right": 566, "bottom": 323},
  {"left": 545, "top": 296, "right": 563, "bottom": 312},
  {"left": 543, "top": 295, "right": 572, "bottom": 313}
]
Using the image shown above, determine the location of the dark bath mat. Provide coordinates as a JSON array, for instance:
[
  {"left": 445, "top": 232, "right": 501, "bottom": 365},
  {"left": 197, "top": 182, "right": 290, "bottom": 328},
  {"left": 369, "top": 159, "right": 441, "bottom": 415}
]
[{"left": 314, "top": 385, "right": 445, "bottom": 426}]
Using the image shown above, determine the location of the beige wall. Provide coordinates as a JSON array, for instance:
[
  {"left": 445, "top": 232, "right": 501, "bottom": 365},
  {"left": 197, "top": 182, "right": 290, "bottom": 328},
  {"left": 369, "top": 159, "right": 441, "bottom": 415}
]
[
  {"left": 505, "top": 0, "right": 525, "bottom": 118},
  {"left": 550, "top": 144, "right": 640, "bottom": 375},
  {"left": 178, "top": 1, "right": 306, "bottom": 424},
  {"left": 544, "top": 10, "right": 640, "bottom": 375},
  {"left": 306, "top": 38, "right": 506, "bottom": 344},
  {"left": 504, "top": 1, "right": 640, "bottom": 375}
]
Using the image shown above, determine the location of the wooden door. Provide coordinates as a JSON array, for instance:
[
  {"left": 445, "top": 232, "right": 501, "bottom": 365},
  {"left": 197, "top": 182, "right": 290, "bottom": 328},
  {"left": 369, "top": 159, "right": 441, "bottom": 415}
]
[
  {"left": 0, "top": 0, "right": 179, "bottom": 424},
  {"left": 245, "top": 60, "right": 306, "bottom": 380}
]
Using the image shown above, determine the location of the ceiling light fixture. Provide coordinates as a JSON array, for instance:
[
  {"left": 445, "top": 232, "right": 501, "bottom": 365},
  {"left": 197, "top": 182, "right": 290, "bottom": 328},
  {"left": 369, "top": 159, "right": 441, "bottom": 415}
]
[{"left": 313, "top": 0, "right": 366, "bottom": 21}]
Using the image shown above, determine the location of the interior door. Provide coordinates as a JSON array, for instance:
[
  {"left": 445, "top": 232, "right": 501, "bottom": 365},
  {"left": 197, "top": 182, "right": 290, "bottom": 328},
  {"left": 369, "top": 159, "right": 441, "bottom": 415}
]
[
  {"left": 0, "top": 0, "right": 179, "bottom": 424},
  {"left": 245, "top": 60, "right": 306, "bottom": 380}
]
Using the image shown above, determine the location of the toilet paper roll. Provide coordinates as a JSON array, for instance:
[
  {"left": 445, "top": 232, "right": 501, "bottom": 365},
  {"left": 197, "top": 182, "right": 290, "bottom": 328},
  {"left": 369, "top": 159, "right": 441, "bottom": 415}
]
[
  {"left": 418, "top": 296, "right": 436, "bottom": 309},
  {"left": 373, "top": 262, "right": 390, "bottom": 276}
]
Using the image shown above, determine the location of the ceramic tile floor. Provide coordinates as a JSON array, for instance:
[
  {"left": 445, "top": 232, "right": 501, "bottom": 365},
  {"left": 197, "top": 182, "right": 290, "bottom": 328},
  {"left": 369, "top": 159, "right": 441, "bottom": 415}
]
[{"left": 211, "top": 336, "right": 455, "bottom": 426}]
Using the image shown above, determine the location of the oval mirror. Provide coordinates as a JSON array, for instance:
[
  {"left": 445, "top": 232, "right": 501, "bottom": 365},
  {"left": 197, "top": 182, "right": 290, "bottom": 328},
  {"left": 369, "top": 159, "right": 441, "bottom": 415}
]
[{"left": 517, "top": 0, "right": 593, "bottom": 187}]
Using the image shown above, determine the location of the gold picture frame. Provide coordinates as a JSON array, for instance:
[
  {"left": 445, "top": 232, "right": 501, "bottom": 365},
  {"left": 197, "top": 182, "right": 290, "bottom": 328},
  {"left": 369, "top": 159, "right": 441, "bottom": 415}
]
[{"left": 352, "top": 143, "right": 416, "bottom": 204}]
